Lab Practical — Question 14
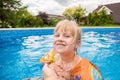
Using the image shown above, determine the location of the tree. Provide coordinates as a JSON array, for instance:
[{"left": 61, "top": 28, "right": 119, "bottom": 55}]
[
  {"left": 0, "top": 0, "right": 21, "bottom": 28},
  {"left": 37, "top": 12, "right": 48, "bottom": 25},
  {"left": 63, "top": 5, "right": 86, "bottom": 24},
  {"left": 99, "top": 9, "right": 113, "bottom": 25},
  {"left": 48, "top": 18, "right": 62, "bottom": 26},
  {"left": 16, "top": 7, "right": 44, "bottom": 27},
  {"left": 86, "top": 9, "right": 113, "bottom": 26}
]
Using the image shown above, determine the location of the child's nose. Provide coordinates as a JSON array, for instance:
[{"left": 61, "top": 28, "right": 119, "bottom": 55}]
[{"left": 58, "top": 35, "right": 63, "bottom": 41}]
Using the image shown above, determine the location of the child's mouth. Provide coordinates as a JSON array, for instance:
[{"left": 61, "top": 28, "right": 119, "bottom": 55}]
[{"left": 56, "top": 43, "right": 66, "bottom": 46}]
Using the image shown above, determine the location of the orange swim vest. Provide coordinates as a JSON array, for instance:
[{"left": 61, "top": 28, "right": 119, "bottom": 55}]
[
  {"left": 70, "top": 58, "right": 103, "bottom": 80},
  {"left": 40, "top": 49, "right": 103, "bottom": 80},
  {"left": 40, "top": 49, "right": 56, "bottom": 64}
]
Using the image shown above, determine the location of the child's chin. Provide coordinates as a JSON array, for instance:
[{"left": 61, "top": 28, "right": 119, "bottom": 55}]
[
  {"left": 56, "top": 49, "right": 65, "bottom": 54},
  {"left": 54, "top": 46, "right": 65, "bottom": 51}
]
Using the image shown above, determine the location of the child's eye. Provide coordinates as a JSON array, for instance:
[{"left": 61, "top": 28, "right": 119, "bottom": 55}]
[
  {"left": 64, "top": 33, "right": 72, "bottom": 38},
  {"left": 65, "top": 35, "right": 70, "bottom": 37},
  {"left": 54, "top": 34, "right": 59, "bottom": 37}
]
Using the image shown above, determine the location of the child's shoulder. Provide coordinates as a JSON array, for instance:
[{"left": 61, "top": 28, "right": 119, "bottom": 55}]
[{"left": 78, "top": 58, "right": 90, "bottom": 66}]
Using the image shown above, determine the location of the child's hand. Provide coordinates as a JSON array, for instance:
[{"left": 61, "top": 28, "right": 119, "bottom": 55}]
[
  {"left": 43, "top": 63, "right": 67, "bottom": 80},
  {"left": 49, "top": 63, "right": 70, "bottom": 80},
  {"left": 42, "top": 63, "right": 58, "bottom": 80}
]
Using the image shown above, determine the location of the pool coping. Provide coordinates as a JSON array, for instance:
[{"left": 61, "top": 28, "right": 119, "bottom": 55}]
[
  {"left": 0, "top": 27, "right": 120, "bottom": 30},
  {"left": 0, "top": 28, "right": 54, "bottom": 30}
]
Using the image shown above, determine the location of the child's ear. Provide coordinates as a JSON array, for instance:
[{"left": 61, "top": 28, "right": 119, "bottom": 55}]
[{"left": 75, "top": 40, "right": 81, "bottom": 48}]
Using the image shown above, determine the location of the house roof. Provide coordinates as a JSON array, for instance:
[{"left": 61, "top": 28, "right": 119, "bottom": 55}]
[
  {"left": 104, "top": 3, "right": 120, "bottom": 14},
  {"left": 94, "top": 2, "right": 120, "bottom": 23}
]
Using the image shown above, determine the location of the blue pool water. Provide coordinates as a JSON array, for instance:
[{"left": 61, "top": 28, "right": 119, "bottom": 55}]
[{"left": 0, "top": 28, "right": 120, "bottom": 80}]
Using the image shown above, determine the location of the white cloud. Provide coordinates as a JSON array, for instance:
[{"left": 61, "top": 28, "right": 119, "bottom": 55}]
[
  {"left": 21, "top": 0, "right": 120, "bottom": 16},
  {"left": 35, "top": 0, "right": 65, "bottom": 15},
  {"left": 98, "top": 0, "right": 120, "bottom": 5}
]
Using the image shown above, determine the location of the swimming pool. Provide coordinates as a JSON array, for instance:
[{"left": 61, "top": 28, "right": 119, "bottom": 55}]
[{"left": 0, "top": 28, "right": 120, "bottom": 80}]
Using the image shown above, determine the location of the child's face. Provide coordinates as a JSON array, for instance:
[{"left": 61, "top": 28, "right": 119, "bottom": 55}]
[{"left": 53, "top": 29, "right": 76, "bottom": 54}]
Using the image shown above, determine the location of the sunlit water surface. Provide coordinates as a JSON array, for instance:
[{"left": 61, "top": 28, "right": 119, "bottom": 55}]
[{"left": 0, "top": 28, "right": 120, "bottom": 80}]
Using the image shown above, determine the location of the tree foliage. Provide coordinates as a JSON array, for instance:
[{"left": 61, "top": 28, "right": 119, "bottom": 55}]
[
  {"left": 86, "top": 9, "right": 113, "bottom": 26},
  {"left": 16, "top": 7, "right": 44, "bottom": 27},
  {"left": 0, "top": 0, "right": 21, "bottom": 28},
  {"left": 48, "top": 18, "right": 62, "bottom": 26},
  {"left": 63, "top": 5, "right": 86, "bottom": 24},
  {"left": 37, "top": 12, "right": 48, "bottom": 25}
]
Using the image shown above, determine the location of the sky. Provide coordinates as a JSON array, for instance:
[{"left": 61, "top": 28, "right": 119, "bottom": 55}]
[{"left": 21, "top": 0, "right": 120, "bottom": 16}]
